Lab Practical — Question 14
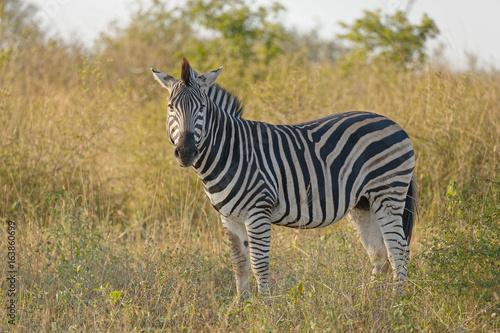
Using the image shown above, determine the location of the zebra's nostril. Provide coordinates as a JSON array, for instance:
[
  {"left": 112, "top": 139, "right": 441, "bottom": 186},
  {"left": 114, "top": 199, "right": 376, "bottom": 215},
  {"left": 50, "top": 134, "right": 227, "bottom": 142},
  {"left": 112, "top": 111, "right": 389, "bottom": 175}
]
[{"left": 173, "top": 145, "right": 199, "bottom": 167}]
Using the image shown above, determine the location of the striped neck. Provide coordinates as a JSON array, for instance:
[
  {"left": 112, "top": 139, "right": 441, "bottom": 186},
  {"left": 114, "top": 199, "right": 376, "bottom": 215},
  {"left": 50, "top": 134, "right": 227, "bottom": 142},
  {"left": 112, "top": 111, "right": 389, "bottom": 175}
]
[{"left": 193, "top": 100, "right": 239, "bottom": 179}]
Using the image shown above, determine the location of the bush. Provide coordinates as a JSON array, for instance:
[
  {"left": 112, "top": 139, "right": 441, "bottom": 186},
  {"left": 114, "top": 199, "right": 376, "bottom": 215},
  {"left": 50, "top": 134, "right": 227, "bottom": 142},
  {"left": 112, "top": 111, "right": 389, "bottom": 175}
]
[{"left": 422, "top": 178, "right": 500, "bottom": 299}]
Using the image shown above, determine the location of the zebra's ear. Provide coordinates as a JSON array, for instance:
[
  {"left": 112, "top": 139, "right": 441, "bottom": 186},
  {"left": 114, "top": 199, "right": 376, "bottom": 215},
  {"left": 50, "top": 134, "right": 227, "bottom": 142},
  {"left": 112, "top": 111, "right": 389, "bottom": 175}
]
[
  {"left": 151, "top": 68, "right": 177, "bottom": 92},
  {"left": 195, "top": 66, "right": 223, "bottom": 88}
]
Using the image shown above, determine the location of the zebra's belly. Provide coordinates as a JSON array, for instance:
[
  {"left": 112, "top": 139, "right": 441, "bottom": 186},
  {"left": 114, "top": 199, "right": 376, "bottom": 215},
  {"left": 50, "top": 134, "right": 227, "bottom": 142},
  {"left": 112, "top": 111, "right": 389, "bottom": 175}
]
[{"left": 269, "top": 199, "right": 347, "bottom": 229}]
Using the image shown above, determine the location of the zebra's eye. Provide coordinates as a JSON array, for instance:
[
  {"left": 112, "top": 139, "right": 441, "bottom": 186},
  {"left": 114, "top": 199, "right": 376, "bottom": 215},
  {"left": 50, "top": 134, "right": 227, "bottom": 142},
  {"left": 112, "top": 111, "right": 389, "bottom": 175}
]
[
  {"left": 200, "top": 104, "right": 206, "bottom": 109},
  {"left": 168, "top": 104, "right": 174, "bottom": 110}
]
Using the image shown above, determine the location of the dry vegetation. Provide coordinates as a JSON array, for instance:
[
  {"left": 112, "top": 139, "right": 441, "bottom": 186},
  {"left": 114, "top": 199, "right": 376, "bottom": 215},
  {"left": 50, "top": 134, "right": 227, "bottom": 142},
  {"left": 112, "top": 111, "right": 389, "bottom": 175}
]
[{"left": 1, "top": 1, "right": 500, "bottom": 331}]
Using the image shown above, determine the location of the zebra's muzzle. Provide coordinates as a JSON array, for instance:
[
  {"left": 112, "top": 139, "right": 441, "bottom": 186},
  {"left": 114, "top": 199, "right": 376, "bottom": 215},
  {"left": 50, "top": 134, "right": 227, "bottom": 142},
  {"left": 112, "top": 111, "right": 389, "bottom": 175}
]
[{"left": 174, "top": 134, "right": 199, "bottom": 167}]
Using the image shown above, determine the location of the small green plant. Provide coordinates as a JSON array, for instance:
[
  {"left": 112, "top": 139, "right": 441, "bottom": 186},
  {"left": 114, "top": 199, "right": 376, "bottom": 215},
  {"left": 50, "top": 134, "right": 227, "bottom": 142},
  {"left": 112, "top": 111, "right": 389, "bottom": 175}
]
[
  {"left": 109, "top": 290, "right": 123, "bottom": 304},
  {"left": 289, "top": 281, "right": 304, "bottom": 304},
  {"left": 446, "top": 179, "right": 459, "bottom": 200}
]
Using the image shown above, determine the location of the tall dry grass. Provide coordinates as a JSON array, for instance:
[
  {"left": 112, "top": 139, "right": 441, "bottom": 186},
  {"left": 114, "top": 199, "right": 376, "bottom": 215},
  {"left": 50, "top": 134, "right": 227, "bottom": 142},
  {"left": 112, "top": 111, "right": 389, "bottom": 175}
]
[{"left": 0, "top": 33, "right": 499, "bottom": 331}]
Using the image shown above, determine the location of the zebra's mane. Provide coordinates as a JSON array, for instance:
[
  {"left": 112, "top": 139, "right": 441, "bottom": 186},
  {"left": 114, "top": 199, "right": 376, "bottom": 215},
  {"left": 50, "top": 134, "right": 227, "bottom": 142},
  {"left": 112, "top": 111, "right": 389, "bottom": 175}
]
[
  {"left": 205, "top": 83, "right": 244, "bottom": 118},
  {"left": 186, "top": 63, "right": 243, "bottom": 118}
]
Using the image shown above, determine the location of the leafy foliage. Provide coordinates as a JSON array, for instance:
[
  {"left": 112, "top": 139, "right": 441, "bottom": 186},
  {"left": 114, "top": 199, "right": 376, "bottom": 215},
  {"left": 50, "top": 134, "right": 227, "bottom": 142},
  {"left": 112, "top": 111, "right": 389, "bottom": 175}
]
[
  {"left": 182, "top": 0, "right": 287, "bottom": 65},
  {"left": 338, "top": 9, "right": 439, "bottom": 67}
]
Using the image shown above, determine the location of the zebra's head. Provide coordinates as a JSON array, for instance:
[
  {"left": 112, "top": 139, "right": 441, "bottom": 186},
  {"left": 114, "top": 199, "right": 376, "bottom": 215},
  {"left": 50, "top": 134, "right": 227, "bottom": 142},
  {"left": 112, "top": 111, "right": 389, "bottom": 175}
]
[{"left": 151, "top": 58, "right": 222, "bottom": 167}]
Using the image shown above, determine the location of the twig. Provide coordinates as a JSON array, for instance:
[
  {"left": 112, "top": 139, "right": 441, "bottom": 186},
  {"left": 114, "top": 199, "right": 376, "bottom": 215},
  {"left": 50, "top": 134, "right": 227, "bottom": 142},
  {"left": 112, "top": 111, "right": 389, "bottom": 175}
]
[{"left": 458, "top": 298, "right": 500, "bottom": 331}]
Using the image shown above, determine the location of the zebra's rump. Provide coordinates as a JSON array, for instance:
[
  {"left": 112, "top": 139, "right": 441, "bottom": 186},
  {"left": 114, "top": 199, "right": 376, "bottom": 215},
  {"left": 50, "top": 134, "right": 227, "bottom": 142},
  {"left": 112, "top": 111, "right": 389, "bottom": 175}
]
[{"left": 265, "top": 111, "right": 415, "bottom": 228}]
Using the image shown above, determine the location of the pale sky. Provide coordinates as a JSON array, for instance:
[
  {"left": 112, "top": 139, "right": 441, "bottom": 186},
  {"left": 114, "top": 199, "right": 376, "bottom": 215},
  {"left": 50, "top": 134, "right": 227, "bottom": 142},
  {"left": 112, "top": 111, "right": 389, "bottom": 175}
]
[{"left": 28, "top": 0, "right": 500, "bottom": 70}]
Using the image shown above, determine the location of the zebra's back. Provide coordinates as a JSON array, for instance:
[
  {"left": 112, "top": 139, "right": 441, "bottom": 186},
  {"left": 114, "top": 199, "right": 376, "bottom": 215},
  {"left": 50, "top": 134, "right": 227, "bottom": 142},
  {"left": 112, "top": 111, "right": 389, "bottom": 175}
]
[{"left": 261, "top": 111, "right": 415, "bottom": 228}]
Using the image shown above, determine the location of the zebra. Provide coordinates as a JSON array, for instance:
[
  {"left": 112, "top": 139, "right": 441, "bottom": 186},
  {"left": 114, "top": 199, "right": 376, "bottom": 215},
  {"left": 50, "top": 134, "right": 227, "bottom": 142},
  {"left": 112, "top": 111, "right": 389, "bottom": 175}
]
[{"left": 151, "top": 57, "right": 417, "bottom": 297}]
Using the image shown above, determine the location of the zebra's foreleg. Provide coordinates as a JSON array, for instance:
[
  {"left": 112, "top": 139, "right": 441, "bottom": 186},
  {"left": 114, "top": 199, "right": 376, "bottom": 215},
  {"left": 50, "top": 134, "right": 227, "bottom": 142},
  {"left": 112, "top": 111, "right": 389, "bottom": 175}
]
[
  {"left": 245, "top": 217, "right": 272, "bottom": 296},
  {"left": 221, "top": 216, "right": 250, "bottom": 297}
]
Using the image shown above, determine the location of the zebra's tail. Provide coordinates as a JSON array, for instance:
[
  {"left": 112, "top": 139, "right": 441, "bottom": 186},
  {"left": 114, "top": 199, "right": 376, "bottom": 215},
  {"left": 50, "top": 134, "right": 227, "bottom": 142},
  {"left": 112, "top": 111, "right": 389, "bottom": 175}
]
[{"left": 403, "top": 174, "right": 418, "bottom": 246}]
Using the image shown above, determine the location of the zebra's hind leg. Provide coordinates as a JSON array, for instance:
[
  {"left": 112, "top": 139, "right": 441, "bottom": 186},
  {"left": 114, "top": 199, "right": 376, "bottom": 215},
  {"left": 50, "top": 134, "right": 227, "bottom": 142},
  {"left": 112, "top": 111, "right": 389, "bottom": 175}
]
[
  {"left": 372, "top": 198, "right": 410, "bottom": 286},
  {"left": 221, "top": 216, "right": 250, "bottom": 298},
  {"left": 348, "top": 203, "right": 389, "bottom": 280}
]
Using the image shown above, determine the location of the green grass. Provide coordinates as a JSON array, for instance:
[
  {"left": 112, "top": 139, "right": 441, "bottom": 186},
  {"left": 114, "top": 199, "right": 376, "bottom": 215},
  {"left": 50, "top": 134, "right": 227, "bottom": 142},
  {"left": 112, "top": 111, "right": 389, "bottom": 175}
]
[{"left": 1, "top": 35, "right": 500, "bottom": 331}]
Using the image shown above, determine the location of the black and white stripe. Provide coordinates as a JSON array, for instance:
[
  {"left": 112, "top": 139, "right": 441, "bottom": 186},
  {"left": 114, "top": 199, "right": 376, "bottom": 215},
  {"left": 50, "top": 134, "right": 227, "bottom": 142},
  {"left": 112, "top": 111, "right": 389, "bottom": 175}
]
[{"left": 152, "top": 58, "right": 417, "bottom": 296}]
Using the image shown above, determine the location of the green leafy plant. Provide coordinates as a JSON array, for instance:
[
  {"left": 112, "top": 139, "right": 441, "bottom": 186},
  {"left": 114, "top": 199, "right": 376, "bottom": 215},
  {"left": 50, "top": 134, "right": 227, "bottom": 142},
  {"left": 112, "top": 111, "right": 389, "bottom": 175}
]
[
  {"left": 109, "top": 290, "right": 123, "bottom": 304},
  {"left": 289, "top": 281, "right": 304, "bottom": 304}
]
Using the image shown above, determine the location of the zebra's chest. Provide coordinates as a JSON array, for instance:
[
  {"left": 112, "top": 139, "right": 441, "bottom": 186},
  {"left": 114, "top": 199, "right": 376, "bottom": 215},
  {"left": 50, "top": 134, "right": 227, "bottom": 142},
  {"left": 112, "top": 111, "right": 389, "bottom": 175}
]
[
  {"left": 204, "top": 188, "right": 237, "bottom": 217},
  {"left": 200, "top": 170, "right": 273, "bottom": 219}
]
